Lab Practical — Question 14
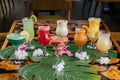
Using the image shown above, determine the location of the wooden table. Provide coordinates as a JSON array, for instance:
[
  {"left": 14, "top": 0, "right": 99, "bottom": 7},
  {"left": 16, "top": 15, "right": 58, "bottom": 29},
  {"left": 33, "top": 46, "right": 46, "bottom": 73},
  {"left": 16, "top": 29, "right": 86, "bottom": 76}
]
[{"left": 0, "top": 20, "right": 120, "bottom": 80}]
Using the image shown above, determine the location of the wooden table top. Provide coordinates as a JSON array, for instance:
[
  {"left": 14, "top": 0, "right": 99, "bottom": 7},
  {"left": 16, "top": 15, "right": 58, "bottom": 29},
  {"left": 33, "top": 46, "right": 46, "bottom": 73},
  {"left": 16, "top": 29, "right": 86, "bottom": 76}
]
[{"left": 0, "top": 20, "right": 120, "bottom": 80}]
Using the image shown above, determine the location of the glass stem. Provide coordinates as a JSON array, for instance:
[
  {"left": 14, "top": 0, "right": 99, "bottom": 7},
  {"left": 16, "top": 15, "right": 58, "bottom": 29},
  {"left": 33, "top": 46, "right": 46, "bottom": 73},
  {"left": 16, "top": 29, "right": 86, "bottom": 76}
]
[
  {"left": 102, "top": 52, "right": 108, "bottom": 57},
  {"left": 56, "top": 56, "right": 60, "bottom": 64},
  {"left": 28, "top": 40, "right": 31, "bottom": 47},
  {"left": 44, "top": 46, "right": 47, "bottom": 55},
  {"left": 78, "top": 46, "right": 82, "bottom": 53},
  {"left": 90, "top": 42, "right": 96, "bottom": 49},
  {"left": 91, "top": 42, "right": 94, "bottom": 47}
]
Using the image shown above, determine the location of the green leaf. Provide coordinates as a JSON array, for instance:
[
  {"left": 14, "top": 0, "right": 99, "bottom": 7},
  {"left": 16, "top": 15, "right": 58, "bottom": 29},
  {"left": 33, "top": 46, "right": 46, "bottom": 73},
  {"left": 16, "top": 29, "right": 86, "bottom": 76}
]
[
  {"left": 19, "top": 56, "right": 99, "bottom": 80},
  {"left": 0, "top": 47, "right": 15, "bottom": 60},
  {"left": 28, "top": 53, "right": 43, "bottom": 62},
  {"left": 108, "top": 50, "right": 118, "bottom": 59},
  {"left": 0, "top": 41, "right": 118, "bottom": 63}
]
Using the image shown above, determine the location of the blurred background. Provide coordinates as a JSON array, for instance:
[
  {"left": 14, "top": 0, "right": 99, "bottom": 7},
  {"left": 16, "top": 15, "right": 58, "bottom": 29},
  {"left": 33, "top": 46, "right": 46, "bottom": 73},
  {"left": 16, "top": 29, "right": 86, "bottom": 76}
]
[
  {"left": 0, "top": 0, "right": 120, "bottom": 32},
  {"left": 0, "top": 0, "right": 120, "bottom": 49}
]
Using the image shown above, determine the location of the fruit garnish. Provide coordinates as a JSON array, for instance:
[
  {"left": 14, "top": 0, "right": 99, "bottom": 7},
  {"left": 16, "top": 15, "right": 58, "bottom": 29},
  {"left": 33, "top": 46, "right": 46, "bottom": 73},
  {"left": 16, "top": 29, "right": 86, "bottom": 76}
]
[
  {"left": 30, "top": 15, "right": 37, "bottom": 23},
  {"left": 20, "top": 31, "right": 29, "bottom": 41},
  {"left": 82, "top": 25, "right": 89, "bottom": 34}
]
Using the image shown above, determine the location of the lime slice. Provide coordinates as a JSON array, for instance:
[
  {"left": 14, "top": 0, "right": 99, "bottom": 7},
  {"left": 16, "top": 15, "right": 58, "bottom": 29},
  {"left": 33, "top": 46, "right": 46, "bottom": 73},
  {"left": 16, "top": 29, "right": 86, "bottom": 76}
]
[
  {"left": 30, "top": 15, "right": 37, "bottom": 23},
  {"left": 20, "top": 31, "right": 29, "bottom": 41}
]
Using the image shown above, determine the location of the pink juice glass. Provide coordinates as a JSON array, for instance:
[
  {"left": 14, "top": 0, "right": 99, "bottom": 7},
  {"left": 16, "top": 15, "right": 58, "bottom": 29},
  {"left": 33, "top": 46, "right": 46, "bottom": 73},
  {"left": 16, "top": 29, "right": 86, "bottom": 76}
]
[{"left": 38, "top": 25, "right": 50, "bottom": 55}]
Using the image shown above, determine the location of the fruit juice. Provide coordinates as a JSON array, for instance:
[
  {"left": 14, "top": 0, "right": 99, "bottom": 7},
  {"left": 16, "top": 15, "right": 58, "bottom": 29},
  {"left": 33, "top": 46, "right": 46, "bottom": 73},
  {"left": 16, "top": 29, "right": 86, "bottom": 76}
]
[
  {"left": 88, "top": 31, "right": 98, "bottom": 42},
  {"left": 74, "top": 28, "right": 87, "bottom": 46},
  {"left": 7, "top": 33, "right": 25, "bottom": 47},
  {"left": 22, "top": 18, "right": 34, "bottom": 41},
  {"left": 96, "top": 31, "right": 111, "bottom": 53},
  {"left": 38, "top": 26, "right": 50, "bottom": 46},
  {"left": 96, "top": 39, "right": 111, "bottom": 53},
  {"left": 88, "top": 17, "right": 101, "bottom": 32},
  {"left": 56, "top": 20, "right": 68, "bottom": 37},
  {"left": 88, "top": 17, "right": 101, "bottom": 42}
]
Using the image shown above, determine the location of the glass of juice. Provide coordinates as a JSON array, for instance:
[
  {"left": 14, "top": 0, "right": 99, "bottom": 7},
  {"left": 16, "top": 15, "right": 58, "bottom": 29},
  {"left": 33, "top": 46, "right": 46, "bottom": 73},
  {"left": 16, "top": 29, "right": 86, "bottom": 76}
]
[
  {"left": 96, "top": 31, "right": 112, "bottom": 57},
  {"left": 38, "top": 25, "right": 50, "bottom": 56},
  {"left": 74, "top": 27, "right": 88, "bottom": 52},
  {"left": 22, "top": 17, "right": 35, "bottom": 49},
  {"left": 87, "top": 17, "right": 101, "bottom": 49},
  {"left": 7, "top": 33, "right": 25, "bottom": 64},
  {"left": 7, "top": 33, "right": 25, "bottom": 47}
]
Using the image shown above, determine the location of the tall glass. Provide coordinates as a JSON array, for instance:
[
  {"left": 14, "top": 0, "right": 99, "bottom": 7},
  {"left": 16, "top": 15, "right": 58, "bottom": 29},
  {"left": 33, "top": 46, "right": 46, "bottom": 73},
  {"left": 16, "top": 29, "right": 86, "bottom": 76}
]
[
  {"left": 22, "top": 18, "right": 35, "bottom": 49},
  {"left": 87, "top": 17, "right": 101, "bottom": 49},
  {"left": 38, "top": 26, "right": 50, "bottom": 56},
  {"left": 56, "top": 20, "right": 68, "bottom": 37},
  {"left": 74, "top": 27, "right": 88, "bottom": 52},
  {"left": 96, "top": 31, "right": 112, "bottom": 57}
]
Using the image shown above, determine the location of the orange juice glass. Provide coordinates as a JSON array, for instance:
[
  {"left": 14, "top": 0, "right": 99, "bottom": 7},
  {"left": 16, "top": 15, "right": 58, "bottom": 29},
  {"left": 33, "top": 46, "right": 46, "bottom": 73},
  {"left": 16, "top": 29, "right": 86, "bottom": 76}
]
[{"left": 74, "top": 27, "right": 87, "bottom": 52}]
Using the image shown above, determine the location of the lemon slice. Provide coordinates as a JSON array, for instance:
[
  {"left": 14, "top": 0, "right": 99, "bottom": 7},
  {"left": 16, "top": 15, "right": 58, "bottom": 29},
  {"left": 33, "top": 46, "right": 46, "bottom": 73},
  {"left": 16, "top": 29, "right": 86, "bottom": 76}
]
[
  {"left": 30, "top": 15, "right": 37, "bottom": 23},
  {"left": 20, "top": 31, "right": 29, "bottom": 41}
]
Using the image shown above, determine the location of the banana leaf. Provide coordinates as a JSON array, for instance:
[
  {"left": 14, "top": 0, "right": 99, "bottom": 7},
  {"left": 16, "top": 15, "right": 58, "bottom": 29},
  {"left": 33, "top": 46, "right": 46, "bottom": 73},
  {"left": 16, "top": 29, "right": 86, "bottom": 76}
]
[
  {"left": 0, "top": 41, "right": 117, "bottom": 62},
  {"left": 0, "top": 47, "right": 15, "bottom": 60},
  {"left": 19, "top": 56, "right": 99, "bottom": 80}
]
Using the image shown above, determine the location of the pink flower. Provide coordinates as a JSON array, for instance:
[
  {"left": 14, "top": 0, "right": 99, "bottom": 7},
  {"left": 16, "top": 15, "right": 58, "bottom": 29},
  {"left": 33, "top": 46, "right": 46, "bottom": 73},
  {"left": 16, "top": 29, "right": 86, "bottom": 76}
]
[
  {"left": 18, "top": 44, "right": 27, "bottom": 51},
  {"left": 54, "top": 46, "right": 73, "bottom": 57},
  {"left": 63, "top": 46, "right": 68, "bottom": 51}
]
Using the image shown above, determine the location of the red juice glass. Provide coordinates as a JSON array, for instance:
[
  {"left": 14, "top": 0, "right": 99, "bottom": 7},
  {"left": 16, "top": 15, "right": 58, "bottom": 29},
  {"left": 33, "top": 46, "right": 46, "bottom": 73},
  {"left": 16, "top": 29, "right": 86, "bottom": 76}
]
[{"left": 38, "top": 25, "right": 50, "bottom": 56}]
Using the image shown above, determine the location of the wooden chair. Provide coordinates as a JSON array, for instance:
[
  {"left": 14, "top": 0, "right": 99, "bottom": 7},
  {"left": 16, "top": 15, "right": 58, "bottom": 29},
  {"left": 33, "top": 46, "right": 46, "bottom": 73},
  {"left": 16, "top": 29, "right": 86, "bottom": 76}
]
[
  {"left": 0, "top": 0, "right": 14, "bottom": 32},
  {"left": 0, "top": 32, "right": 8, "bottom": 42},
  {"left": 0, "top": 0, "right": 14, "bottom": 48},
  {"left": 93, "top": 0, "right": 120, "bottom": 17},
  {"left": 30, "top": 0, "right": 72, "bottom": 20},
  {"left": 0, "top": 32, "right": 8, "bottom": 49},
  {"left": 111, "top": 32, "right": 120, "bottom": 42},
  {"left": 111, "top": 32, "right": 120, "bottom": 54},
  {"left": 82, "top": 0, "right": 120, "bottom": 17},
  {"left": 82, "top": 0, "right": 93, "bottom": 17}
]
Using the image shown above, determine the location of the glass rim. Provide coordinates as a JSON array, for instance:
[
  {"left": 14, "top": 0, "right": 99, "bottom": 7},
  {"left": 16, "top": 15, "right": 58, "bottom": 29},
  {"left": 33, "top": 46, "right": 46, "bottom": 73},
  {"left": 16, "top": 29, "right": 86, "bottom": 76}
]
[
  {"left": 22, "top": 17, "right": 31, "bottom": 20},
  {"left": 38, "top": 25, "right": 50, "bottom": 30},
  {"left": 88, "top": 17, "right": 101, "bottom": 21}
]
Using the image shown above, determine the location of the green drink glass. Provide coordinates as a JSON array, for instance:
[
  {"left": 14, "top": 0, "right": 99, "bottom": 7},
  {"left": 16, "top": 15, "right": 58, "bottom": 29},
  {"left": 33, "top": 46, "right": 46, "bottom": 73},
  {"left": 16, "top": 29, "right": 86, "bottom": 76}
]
[
  {"left": 7, "top": 33, "right": 25, "bottom": 47},
  {"left": 7, "top": 33, "right": 25, "bottom": 64},
  {"left": 22, "top": 17, "right": 35, "bottom": 49}
]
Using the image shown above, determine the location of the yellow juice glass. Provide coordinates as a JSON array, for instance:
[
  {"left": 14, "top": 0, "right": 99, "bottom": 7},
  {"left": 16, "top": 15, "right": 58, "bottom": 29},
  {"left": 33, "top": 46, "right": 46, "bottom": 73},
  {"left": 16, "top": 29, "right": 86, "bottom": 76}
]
[{"left": 87, "top": 17, "right": 101, "bottom": 49}]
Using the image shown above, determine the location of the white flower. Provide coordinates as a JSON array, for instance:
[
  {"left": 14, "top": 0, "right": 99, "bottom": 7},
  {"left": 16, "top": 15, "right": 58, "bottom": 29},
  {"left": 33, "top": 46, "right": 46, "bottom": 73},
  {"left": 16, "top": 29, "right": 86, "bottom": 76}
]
[
  {"left": 75, "top": 51, "right": 89, "bottom": 60},
  {"left": 52, "top": 60, "right": 65, "bottom": 72},
  {"left": 33, "top": 48, "right": 44, "bottom": 56},
  {"left": 15, "top": 49, "right": 28, "bottom": 60},
  {"left": 45, "top": 52, "right": 49, "bottom": 56},
  {"left": 97, "top": 57, "right": 110, "bottom": 64}
]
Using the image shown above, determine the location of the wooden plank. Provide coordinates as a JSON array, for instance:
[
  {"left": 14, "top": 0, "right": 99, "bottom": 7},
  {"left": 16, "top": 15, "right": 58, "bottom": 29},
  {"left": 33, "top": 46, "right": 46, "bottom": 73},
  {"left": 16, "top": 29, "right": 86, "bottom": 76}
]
[
  {"left": 1, "top": 20, "right": 20, "bottom": 49},
  {"left": 111, "top": 32, "right": 120, "bottom": 41},
  {"left": 0, "top": 73, "right": 19, "bottom": 80},
  {"left": 0, "top": 20, "right": 120, "bottom": 80}
]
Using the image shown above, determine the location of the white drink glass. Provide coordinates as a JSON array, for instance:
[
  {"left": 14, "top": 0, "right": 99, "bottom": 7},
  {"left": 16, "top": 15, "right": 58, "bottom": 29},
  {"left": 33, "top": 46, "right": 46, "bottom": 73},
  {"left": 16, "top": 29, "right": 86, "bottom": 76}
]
[
  {"left": 96, "top": 31, "right": 112, "bottom": 57},
  {"left": 56, "top": 20, "right": 68, "bottom": 37}
]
